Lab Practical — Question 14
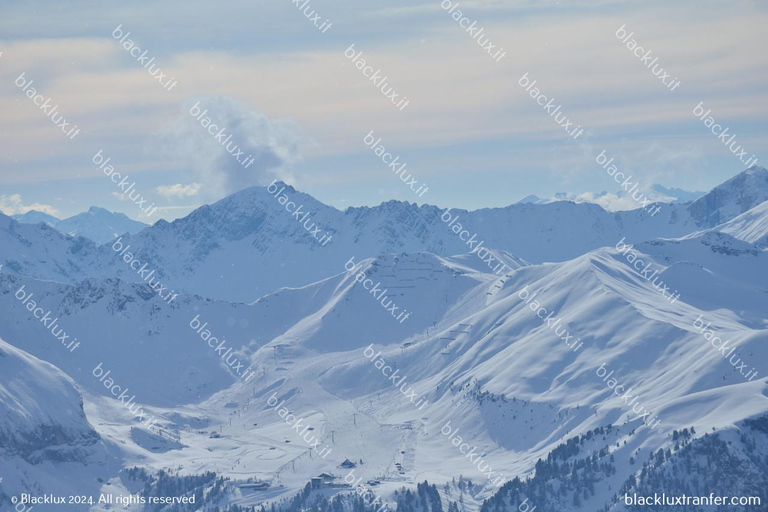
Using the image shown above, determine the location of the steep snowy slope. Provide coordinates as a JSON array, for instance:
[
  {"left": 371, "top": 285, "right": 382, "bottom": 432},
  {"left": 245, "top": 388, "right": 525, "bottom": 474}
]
[
  {"left": 303, "top": 236, "right": 768, "bottom": 505},
  {"left": 445, "top": 248, "right": 529, "bottom": 275},
  {"left": 45, "top": 253, "right": 501, "bottom": 505},
  {"left": 1, "top": 227, "right": 764, "bottom": 511},
  {"left": 0, "top": 212, "right": 99, "bottom": 282},
  {"left": 686, "top": 165, "right": 768, "bottom": 227},
  {"left": 0, "top": 337, "right": 99, "bottom": 458},
  {"left": 712, "top": 199, "right": 768, "bottom": 248},
  {"left": 90, "top": 228, "right": 767, "bottom": 510},
  {"left": 635, "top": 232, "right": 768, "bottom": 327},
  {"left": 0, "top": 337, "right": 118, "bottom": 511},
  {"left": 253, "top": 253, "right": 495, "bottom": 353},
  {"left": 0, "top": 272, "right": 265, "bottom": 406},
  {"left": 0, "top": 249, "right": 502, "bottom": 415}
]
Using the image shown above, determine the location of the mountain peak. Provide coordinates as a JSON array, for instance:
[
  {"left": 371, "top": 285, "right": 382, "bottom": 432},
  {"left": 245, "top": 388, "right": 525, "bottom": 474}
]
[
  {"left": 11, "top": 209, "right": 61, "bottom": 226},
  {"left": 213, "top": 181, "right": 322, "bottom": 209},
  {"left": 745, "top": 164, "right": 767, "bottom": 175},
  {"left": 687, "top": 166, "right": 768, "bottom": 227},
  {"left": 516, "top": 194, "right": 546, "bottom": 204}
]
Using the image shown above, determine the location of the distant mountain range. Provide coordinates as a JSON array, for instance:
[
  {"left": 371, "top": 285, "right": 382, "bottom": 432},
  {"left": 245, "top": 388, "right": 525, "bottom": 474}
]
[
  {"left": 12, "top": 206, "right": 148, "bottom": 245},
  {"left": 11, "top": 209, "right": 60, "bottom": 227},
  {"left": 518, "top": 183, "right": 707, "bottom": 209},
  {"left": 2, "top": 167, "right": 766, "bottom": 303}
]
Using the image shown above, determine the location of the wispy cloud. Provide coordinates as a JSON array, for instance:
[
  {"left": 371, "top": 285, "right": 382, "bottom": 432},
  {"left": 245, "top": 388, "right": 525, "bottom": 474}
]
[
  {"left": 0, "top": 194, "right": 59, "bottom": 217},
  {"left": 156, "top": 183, "right": 202, "bottom": 199}
]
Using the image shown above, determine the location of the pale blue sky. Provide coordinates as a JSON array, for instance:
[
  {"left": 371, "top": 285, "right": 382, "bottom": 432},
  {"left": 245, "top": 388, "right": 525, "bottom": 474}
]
[{"left": 1, "top": 0, "right": 766, "bottom": 221}]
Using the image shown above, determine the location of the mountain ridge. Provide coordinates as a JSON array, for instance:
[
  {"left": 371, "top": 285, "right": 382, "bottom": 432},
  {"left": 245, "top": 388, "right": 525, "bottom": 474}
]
[
  {"left": 12, "top": 206, "right": 149, "bottom": 245},
  {"left": 1, "top": 167, "right": 767, "bottom": 304}
]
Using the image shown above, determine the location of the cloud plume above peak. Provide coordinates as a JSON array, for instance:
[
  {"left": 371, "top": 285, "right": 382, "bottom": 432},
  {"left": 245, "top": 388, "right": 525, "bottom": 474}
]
[{"left": 154, "top": 95, "right": 305, "bottom": 199}]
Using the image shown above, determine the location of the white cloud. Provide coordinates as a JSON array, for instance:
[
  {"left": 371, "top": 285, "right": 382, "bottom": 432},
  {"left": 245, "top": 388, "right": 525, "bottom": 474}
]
[
  {"left": 153, "top": 95, "right": 304, "bottom": 198},
  {"left": 111, "top": 192, "right": 130, "bottom": 201},
  {"left": 156, "top": 183, "right": 202, "bottom": 199},
  {"left": 0, "top": 194, "right": 60, "bottom": 216}
]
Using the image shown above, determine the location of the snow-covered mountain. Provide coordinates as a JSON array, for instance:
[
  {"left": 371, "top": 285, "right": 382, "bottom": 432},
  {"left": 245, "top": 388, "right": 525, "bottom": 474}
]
[
  {"left": 516, "top": 184, "right": 706, "bottom": 209},
  {"left": 687, "top": 165, "right": 768, "bottom": 227},
  {"left": 0, "top": 272, "right": 261, "bottom": 406},
  {"left": 12, "top": 209, "right": 60, "bottom": 226},
  {"left": 649, "top": 184, "right": 706, "bottom": 204},
  {"left": 0, "top": 337, "right": 116, "bottom": 511},
  {"left": 0, "top": 336, "right": 99, "bottom": 458},
  {"left": 2, "top": 168, "right": 765, "bottom": 304},
  {"left": 0, "top": 212, "right": 100, "bottom": 282},
  {"left": 516, "top": 194, "right": 547, "bottom": 205},
  {"left": 175, "top": 226, "right": 767, "bottom": 511},
  {"left": 2, "top": 226, "right": 766, "bottom": 509},
  {"left": 12, "top": 206, "right": 149, "bottom": 245},
  {"left": 55, "top": 206, "right": 149, "bottom": 245},
  {"left": 711, "top": 199, "right": 768, "bottom": 249},
  {"left": 1, "top": 166, "right": 767, "bottom": 511}
]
